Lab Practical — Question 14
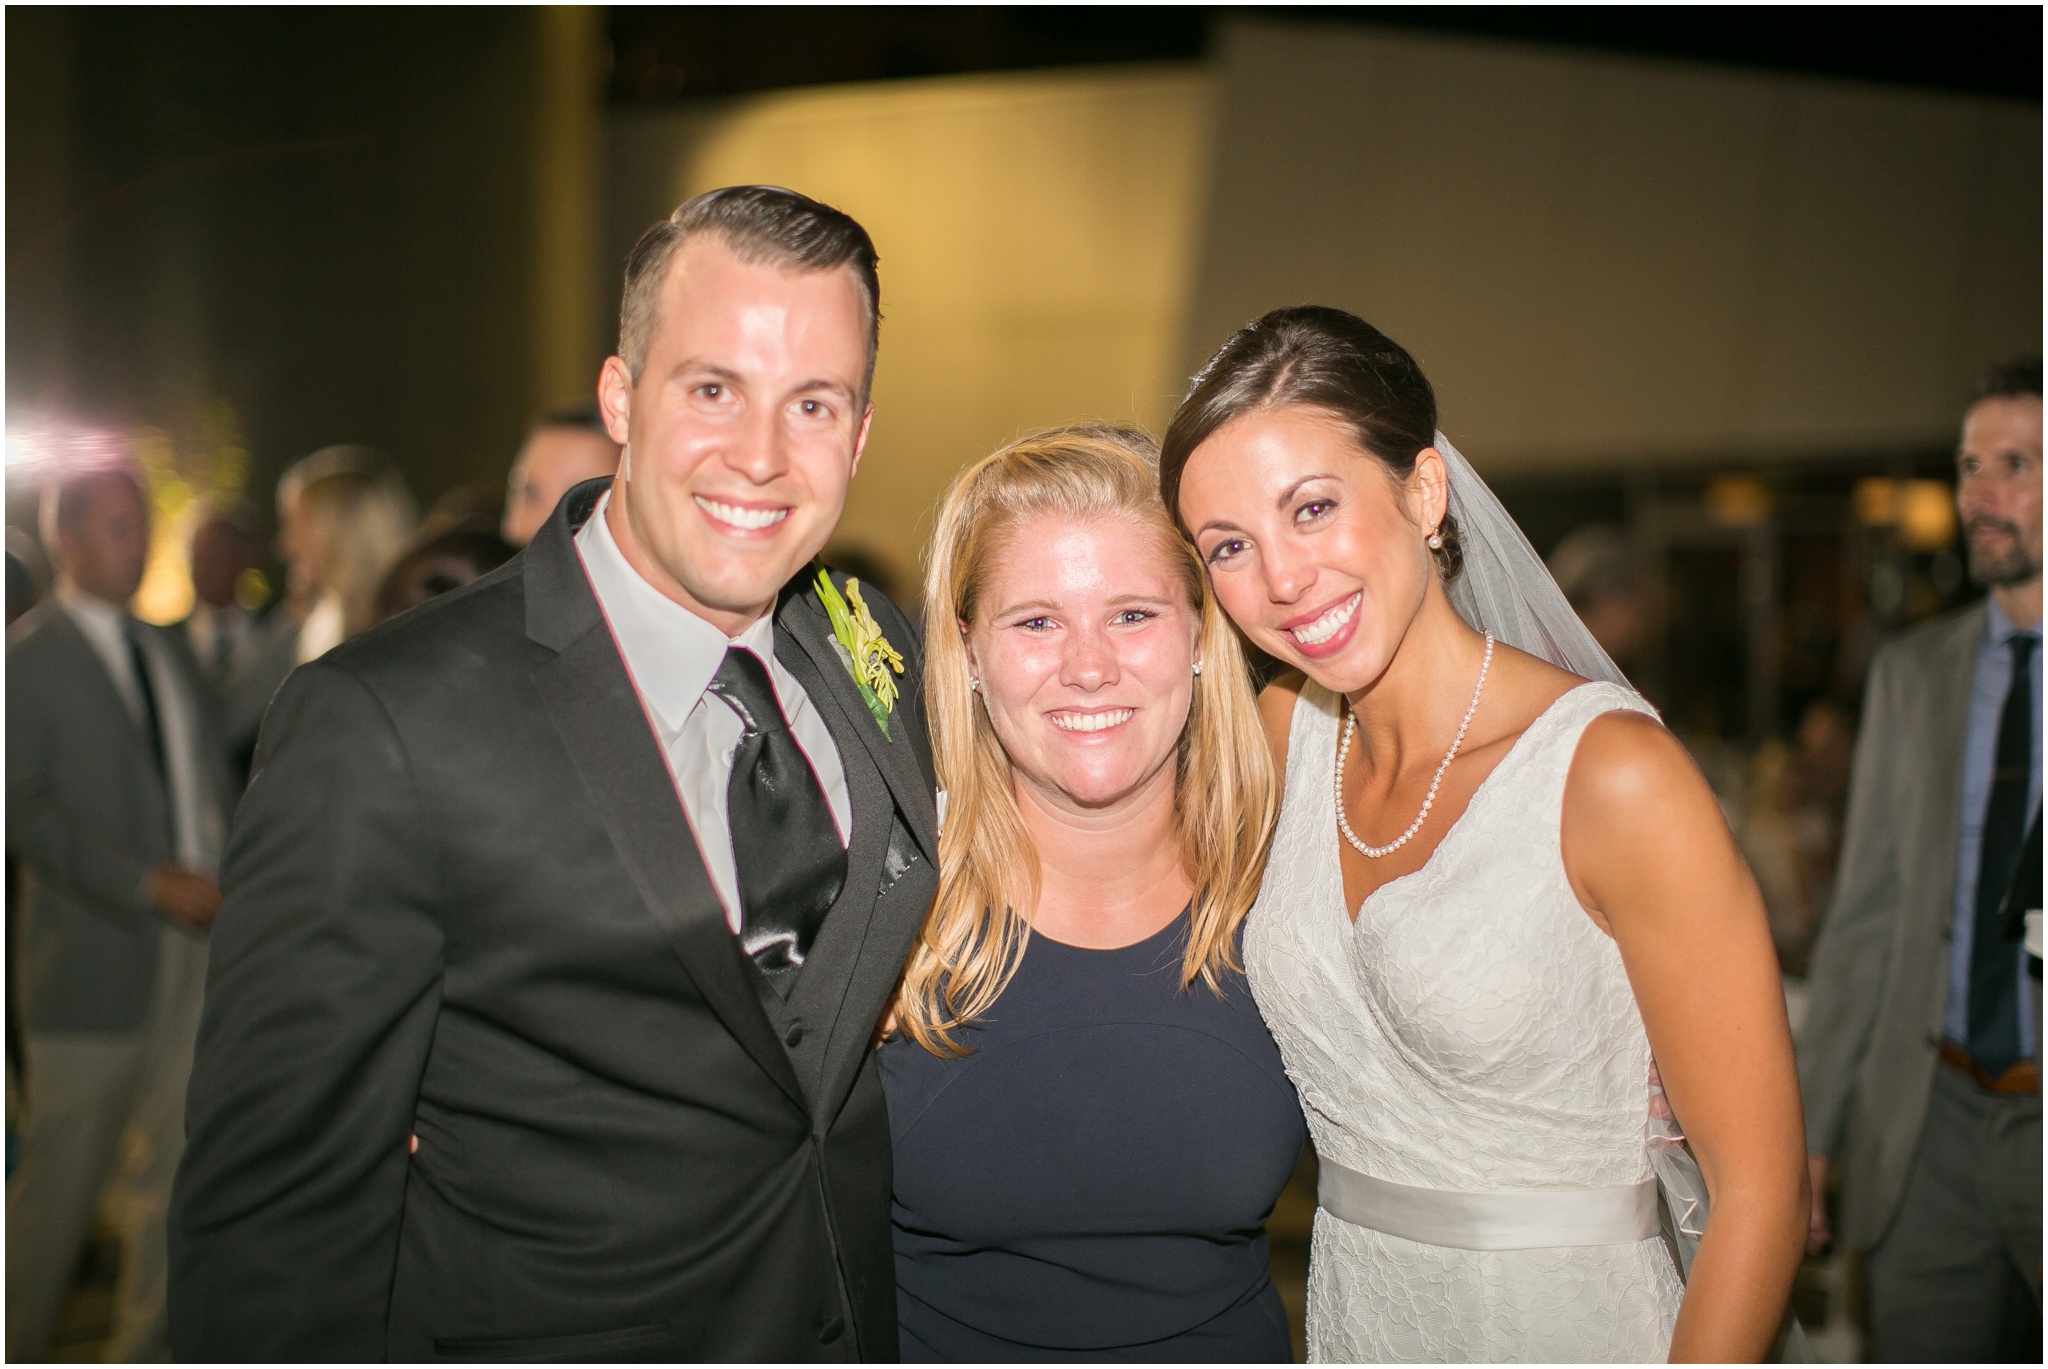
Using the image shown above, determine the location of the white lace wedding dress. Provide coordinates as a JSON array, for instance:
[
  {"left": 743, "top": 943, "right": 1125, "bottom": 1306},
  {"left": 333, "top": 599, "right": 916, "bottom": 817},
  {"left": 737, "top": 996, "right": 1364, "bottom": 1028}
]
[{"left": 1247, "top": 680, "right": 1684, "bottom": 1363}]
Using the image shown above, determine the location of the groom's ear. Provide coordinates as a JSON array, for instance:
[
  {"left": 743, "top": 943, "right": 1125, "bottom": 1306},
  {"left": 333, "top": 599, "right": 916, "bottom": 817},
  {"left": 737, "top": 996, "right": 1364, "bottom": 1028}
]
[
  {"left": 848, "top": 402, "right": 875, "bottom": 480},
  {"left": 598, "top": 357, "right": 635, "bottom": 448}
]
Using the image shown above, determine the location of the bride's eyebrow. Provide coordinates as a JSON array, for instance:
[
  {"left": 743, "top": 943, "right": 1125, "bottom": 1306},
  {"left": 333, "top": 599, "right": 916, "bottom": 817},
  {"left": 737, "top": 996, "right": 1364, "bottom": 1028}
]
[
  {"left": 1192, "top": 473, "right": 1341, "bottom": 536},
  {"left": 1278, "top": 474, "right": 1340, "bottom": 506}
]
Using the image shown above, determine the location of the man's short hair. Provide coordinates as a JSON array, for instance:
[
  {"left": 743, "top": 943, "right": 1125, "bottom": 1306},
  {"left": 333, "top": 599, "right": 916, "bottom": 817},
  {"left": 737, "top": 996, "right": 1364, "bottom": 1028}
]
[
  {"left": 528, "top": 406, "right": 615, "bottom": 443},
  {"left": 617, "top": 185, "right": 881, "bottom": 396},
  {"left": 1972, "top": 356, "right": 2042, "bottom": 405}
]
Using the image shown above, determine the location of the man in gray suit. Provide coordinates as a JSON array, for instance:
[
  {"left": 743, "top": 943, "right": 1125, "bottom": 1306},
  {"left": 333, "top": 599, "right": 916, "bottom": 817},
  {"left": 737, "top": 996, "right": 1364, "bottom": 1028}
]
[
  {"left": 1800, "top": 358, "right": 2042, "bottom": 1361},
  {"left": 5, "top": 466, "right": 235, "bottom": 1361}
]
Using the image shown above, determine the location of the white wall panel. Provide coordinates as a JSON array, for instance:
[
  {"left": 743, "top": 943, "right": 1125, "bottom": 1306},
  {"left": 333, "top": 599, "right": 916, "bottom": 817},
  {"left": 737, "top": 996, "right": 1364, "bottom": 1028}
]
[{"left": 1184, "top": 19, "right": 2041, "bottom": 473}]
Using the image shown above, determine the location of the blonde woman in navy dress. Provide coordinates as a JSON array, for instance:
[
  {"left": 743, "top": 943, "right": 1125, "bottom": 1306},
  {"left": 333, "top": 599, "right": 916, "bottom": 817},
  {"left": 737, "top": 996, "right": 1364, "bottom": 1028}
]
[{"left": 881, "top": 426, "right": 1305, "bottom": 1361}]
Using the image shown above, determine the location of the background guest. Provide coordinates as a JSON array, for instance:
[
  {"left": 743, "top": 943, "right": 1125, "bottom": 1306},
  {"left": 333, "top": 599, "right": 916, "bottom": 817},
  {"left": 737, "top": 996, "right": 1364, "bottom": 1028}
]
[
  {"left": 1548, "top": 523, "right": 1651, "bottom": 677},
  {"left": 223, "top": 444, "right": 415, "bottom": 761},
  {"left": 181, "top": 501, "right": 264, "bottom": 691},
  {"left": 5, "top": 467, "right": 236, "bottom": 1362},
  {"left": 5, "top": 533, "right": 41, "bottom": 1179},
  {"left": 286, "top": 466, "right": 419, "bottom": 659},
  {"left": 417, "top": 480, "right": 508, "bottom": 541},
  {"left": 1799, "top": 357, "right": 2043, "bottom": 1360},
  {"left": 500, "top": 407, "right": 620, "bottom": 547},
  {"left": 6, "top": 533, "right": 42, "bottom": 628},
  {"left": 372, "top": 526, "right": 516, "bottom": 624},
  {"left": 1742, "top": 698, "right": 1856, "bottom": 975},
  {"left": 272, "top": 445, "right": 411, "bottom": 616}
]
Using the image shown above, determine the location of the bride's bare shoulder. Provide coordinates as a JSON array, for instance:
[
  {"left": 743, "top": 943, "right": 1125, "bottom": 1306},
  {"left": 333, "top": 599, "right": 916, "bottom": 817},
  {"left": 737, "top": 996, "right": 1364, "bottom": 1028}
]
[
  {"left": 1560, "top": 708, "right": 1719, "bottom": 880},
  {"left": 1567, "top": 708, "right": 1690, "bottom": 792},
  {"left": 1257, "top": 670, "right": 1309, "bottom": 783}
]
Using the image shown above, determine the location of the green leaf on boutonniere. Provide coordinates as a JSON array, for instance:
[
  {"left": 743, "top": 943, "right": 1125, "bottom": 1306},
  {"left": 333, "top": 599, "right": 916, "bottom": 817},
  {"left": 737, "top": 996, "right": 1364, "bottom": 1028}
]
[{"left": 816, "top": 565, "right": 905, "bottom": 739}]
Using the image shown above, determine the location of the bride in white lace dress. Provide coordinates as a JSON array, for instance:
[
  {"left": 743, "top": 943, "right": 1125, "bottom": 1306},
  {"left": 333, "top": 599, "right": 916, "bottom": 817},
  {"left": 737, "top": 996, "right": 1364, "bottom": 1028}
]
[{"left": 1162, "top": 307, "right": 1808, "bottom": 1362}]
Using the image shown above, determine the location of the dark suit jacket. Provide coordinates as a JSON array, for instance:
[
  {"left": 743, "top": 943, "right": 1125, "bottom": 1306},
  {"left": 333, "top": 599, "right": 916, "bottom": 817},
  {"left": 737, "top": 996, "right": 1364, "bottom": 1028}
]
[
  {"left": 219, "top": 605, "right": 300, "bottom": 779},
  {"left": 168, "top": 481, "right": 939, "bottom": 1361},
  {"left": 6, "top": 604, "right": 233, "bottom": 1032}
]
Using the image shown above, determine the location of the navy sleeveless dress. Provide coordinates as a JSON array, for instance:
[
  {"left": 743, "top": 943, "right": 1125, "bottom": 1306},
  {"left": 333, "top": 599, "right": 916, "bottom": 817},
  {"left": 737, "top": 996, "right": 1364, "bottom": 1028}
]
[{"left": 880, "top": 911, "right": 1305, "bottom": 1362}]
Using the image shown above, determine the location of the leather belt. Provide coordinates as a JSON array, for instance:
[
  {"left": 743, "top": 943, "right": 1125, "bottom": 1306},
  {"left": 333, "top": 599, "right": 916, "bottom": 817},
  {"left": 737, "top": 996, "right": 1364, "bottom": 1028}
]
[
  {"left": 1317, "top": 1157, "right": 1660, "bottom": 1251},
  {"left": 1938, "top": 1040, "right": 2041, "bottom": 1096}
]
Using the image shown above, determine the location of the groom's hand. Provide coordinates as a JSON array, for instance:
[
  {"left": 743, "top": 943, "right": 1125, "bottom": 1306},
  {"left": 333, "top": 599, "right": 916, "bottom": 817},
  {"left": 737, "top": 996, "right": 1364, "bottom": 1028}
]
[
  {"left": 1804, "top": 1153, "right": 1831, "bottom": 1255},
  {"left": 149, "top": 865, "right": 222, "bottom": 931}
]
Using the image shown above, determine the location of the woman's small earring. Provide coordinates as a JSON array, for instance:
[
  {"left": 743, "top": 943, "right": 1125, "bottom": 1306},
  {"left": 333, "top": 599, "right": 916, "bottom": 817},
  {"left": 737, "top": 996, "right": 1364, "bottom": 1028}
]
[
  {"left": 1192, "top": 660, "right": 1203, "bottom": 677},
  {"left": 968, "top": 675, "right": 981, "bottom": 693},
  {"left": 1427, "top": 528, "right": 1444, "bottom": 550}
]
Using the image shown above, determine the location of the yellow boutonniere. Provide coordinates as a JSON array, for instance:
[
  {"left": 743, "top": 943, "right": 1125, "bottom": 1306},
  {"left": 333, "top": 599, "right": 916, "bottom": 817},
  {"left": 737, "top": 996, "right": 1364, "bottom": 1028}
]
[{"left": 816, "top": 566, "right": 905, "bottom": 738}]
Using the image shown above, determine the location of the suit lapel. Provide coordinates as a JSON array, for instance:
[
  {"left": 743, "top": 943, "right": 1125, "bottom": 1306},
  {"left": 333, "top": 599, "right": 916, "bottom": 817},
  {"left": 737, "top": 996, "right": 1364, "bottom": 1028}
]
[
  {"left": 520, "top": 497, "right": 932, "bottom": 1122},
  {"left": 776, "top": 584, "right": 938, "bottom": 866},
  {"left": 532, "top": 600, "right": 806, "bottom": 1112},
  {"left": 44, "top": 609, "right": 176, "bottom": 843},
  {"left": 48, "top": 608, "right": 159, "bottom": 766},
  {"left": 776, "top": 629, "right": 900, "bottom": 1112},
  {"left": 776, "top": 581, "right": 945, "bottom": 1123},
  {"left": 1917, "top": 604, "right": 1988, "bottom": 920}
]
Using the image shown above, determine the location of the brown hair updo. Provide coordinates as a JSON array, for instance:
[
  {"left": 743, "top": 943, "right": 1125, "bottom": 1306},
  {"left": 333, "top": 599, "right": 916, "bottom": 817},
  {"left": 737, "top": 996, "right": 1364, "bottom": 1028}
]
[{"left": 1159, "top": 306, "right": 1462, "bottom": 582}]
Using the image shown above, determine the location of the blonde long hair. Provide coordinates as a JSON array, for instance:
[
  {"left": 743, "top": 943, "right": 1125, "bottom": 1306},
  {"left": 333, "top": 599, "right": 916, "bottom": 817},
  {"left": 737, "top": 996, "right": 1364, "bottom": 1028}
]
[
  {"left": 899, "top": 425, "right": 1277, "bottom": 1056},
  {"left": 298, "top": 468, "right": 418, "bottom": 638}
]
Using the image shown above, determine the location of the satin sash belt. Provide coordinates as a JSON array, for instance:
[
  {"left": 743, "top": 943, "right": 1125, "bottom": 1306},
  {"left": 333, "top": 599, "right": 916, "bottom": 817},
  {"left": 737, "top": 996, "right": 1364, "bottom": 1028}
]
[{"left": 1317, "top": 1157, "right": 1660, "bottom": 1251}]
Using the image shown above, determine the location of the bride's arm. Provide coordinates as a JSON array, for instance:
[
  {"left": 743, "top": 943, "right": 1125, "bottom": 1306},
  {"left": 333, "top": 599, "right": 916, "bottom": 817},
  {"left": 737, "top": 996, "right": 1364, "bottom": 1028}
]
[{"left": 1562, "top": 711, "right": 1807, "bottom": 1364}]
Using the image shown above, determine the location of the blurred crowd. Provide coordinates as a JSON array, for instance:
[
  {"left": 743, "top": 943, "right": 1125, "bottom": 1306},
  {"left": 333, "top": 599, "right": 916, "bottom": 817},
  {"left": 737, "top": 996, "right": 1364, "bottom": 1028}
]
[
  {"left": 1544, "top": 523, "right": 1858, "bottom": 978},
  {"left": 2, "top": 410, "right": 622, "bottom": 1360}
]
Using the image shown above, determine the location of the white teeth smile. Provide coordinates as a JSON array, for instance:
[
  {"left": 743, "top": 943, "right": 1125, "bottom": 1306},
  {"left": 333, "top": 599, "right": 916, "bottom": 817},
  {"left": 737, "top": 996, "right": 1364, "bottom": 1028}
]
[
  {"left": 1048, "top": 708, "right": 1134, "bottom": 733},
  {"left": 1290, "top": 592, "right": 1360, "bottom": 646},
  {"left": 695, "top": 496, "right": 788, "bottom": 531}
]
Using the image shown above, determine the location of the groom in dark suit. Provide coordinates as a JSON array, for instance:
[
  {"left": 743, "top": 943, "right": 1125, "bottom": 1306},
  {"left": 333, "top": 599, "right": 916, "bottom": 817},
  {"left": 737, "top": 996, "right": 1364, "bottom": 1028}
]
[{"left": 169, "top": 186, "right": 939, "bottom": 1361}]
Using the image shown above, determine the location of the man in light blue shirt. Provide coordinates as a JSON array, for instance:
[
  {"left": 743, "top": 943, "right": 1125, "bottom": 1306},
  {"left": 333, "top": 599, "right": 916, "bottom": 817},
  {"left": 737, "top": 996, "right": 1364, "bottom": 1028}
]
[
  {"left": 1944, "top": 595, "right": 2042, "bottom": 1062},
  {"left": 1799, "top": 357, "right": 2042, "bottom": 1362}
]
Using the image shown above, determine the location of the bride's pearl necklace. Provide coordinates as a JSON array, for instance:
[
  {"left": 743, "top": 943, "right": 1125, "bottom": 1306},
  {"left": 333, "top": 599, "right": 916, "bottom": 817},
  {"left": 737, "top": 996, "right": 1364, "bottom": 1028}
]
[{"left": 1335, "top": 632, "right": 1494, "bottom": 860}]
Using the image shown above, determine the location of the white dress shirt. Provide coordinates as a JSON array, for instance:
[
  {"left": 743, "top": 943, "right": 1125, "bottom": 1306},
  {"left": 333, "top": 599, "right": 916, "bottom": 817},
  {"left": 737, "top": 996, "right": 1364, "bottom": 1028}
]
[
  {"left": 575, "top": 494, "right": 851, "bottom": 931},
  {"left": 58, "top": 581, "right": 225, "bottom": 876},
  {"left": 296, "top": 592, "right": 345, "bottom": 665},
  {"left": 186, "top": 601, "right": 260, "bottom": 684}
]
